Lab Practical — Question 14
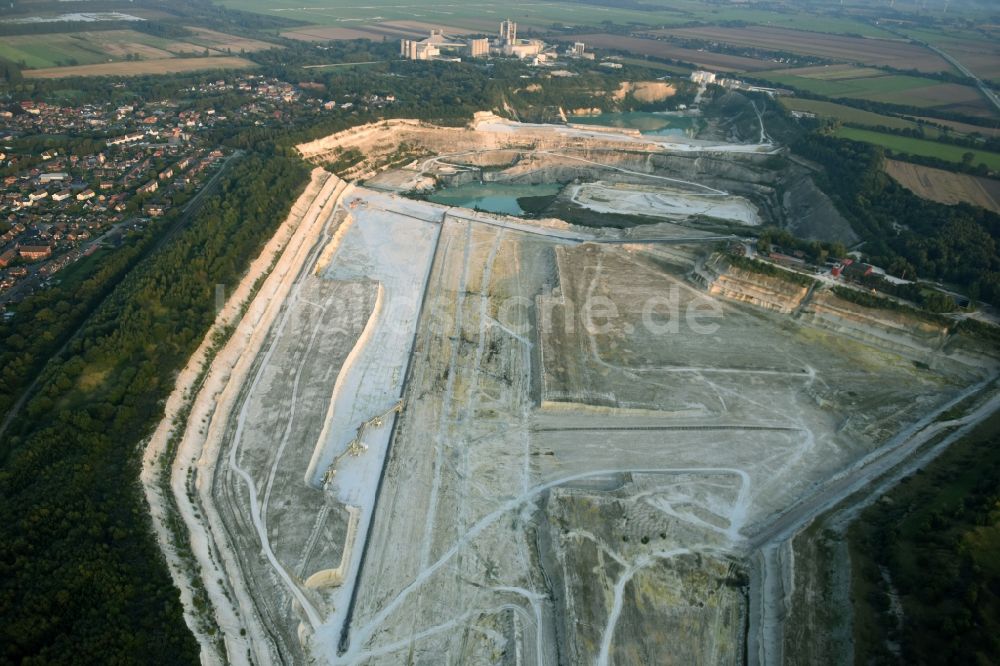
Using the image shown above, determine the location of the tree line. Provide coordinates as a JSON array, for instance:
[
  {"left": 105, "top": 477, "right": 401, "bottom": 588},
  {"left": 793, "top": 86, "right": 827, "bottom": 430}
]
[
  {"left": 0, "top": 151, "right": 308, "bottom": 664},
  {"left": 850, "top": 411, "right": 1000, "bottom": 665}
]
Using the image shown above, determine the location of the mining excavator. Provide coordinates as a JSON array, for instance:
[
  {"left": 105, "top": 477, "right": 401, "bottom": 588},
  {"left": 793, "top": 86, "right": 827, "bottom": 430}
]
[{"left": 322, "top": 399, "right": 404, "bottom": 489}]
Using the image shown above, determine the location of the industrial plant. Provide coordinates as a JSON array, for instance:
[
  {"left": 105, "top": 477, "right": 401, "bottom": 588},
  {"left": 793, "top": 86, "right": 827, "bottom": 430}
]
[{"left": 400, "top": 20, "right": 552, "bottom": 63}]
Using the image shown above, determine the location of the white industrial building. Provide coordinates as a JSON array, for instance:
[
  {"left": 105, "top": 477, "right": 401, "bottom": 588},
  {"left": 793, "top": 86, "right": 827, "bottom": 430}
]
[
  {"left": 500, "top": 19, "right": 517, "bottom": 46},
  {"left": 400, "top": 30, "right": 467, "bottom": 61},
  {"left": 690, "top": 70, "right": 717, "bottom": 85},
  {"left": 400, "top": 19, "right": 552, "bottom": 62},
  {"left": 467, "top": 38, "right": 490, "bottom": 58}
]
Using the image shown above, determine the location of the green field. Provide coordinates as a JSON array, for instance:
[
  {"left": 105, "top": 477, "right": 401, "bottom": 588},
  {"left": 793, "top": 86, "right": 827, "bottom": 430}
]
[
  {"left": 0, "top": 33, "right": 110, "bottom": 68},
  {"left": 759, "top": 68, "right": 989, "bottom": 112},
  {"left": 762, "top": 71, "right": 939, "bottom": 99},
  {"left": 676, "top": 10, "right": 892, "bottom": 37},
  {"left": 900, "top": 25, "right": 999, "bottom": 56},
  {"left": 900, "top": 26, "right": 1000, "bottom": 82},
  {"left": 835, "top": 127, "right": 1000, "bottom": 171},
  {"left": 220, "top": 0, "right": 896, "bottom": 36},
  {"left": 0, "top": 27, "right": 276, "bottom": 70},
  {"left": 223, "top": 0, "right": 687, "bottom": 29},
  {"left": 780, "top": 98, "right": 947, "bottom": 137},
  {"left": 774, "top": 65, "right": 886, "bottom": 81},
  {"left": 617, "top": 57, "right": 694, "bottom": 76}
]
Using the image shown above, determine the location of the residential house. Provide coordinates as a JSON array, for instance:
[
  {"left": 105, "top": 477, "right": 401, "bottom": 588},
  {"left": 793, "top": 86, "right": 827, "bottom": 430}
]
[
  {"left": 137, "top": 180, "right": 158, "bottom": 194},
  {"left": 19, "top": 244, "right": 52, "bottom": 261}
]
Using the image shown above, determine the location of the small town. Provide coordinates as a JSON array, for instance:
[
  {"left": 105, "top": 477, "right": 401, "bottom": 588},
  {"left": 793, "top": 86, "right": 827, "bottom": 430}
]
[{"left": 0, "top": 74, "right": 397, "bottom": 308}]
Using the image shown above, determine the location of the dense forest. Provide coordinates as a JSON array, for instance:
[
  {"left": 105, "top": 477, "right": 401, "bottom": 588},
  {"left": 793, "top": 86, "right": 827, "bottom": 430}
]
[
  {"left": 0, "top": 233, "right": 151, "bottom": 418},
  {"left": 0, "top": 153, "right": 308, "bottom": 664},
  {"left": 793, "top": 133, "right": 1000, "bottom": 304},
  {"left": 850, "top": 410, "right": 1000, "bottom": 665}
]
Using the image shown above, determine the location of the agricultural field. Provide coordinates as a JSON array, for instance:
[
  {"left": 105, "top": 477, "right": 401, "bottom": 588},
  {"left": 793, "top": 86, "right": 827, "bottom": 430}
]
[
  {"left": 220, "top": 0, "right": 901, "bottom": 37},
  {"left": 780, "top": 98, "right": 924, "bottom": 130},
  {"left": 181, "top": 27, "right": 281, "bottom": 54},
  {"left": 760, "top": 68, "right": 990, "bottom": 116},
  {"left": 282, "top": 21, "right": 478, "bottom": 42},
  {"left": 771, "top": 64, "right": 887, "bottom": 81},
  {"left": 617, "top": 57, "right": 696, "bottom": 76},
  {"left": 566, "top": 34, "right": 783, "bottom": 72},
  {"left": 364, "top": 20, "right": 478, "bottom": 37},
  {"left": 779, "top": 98, "right": 961, "bottom": 139},
  {"left": 0, "top": 27, "right": 278, "bottom": 70},
  {"left": 213, "top": 0, "right": 908, "bottom": 37},
  {"left": 835, "top": 127, "right": 1000, "bottom": 172},
  {"left": 885, "top": 159, "right": 1000, "bottom": 214},
  {"left": 900, "top": 27, "right": 1000, "bottom": 82},
  {"left": 0, "top": 31, "right": 123, "bottom": 69},
  {"left": 780, "top": 98, "right": 1000, "bottom": 140},
  {"left": 22, "top": 56, "right": 256, "bottom": 79},
  {"left": 657, "top": 25, "right": 954, "bottom": 73},
  {"left": 915, "top": 116, "right": 1000, "bottom": 139},
  {"left": 281, "top": 26, "right": 387, "bottom": 42},
  {"left": 683, "top": 11, "right": 892, "bottom": 38},
  {"left": 221, "top": 0, "right": 689, "bottom": 32}
]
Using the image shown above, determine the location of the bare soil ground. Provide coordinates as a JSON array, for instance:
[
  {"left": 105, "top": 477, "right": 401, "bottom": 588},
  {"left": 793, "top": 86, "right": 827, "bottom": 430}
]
[
  {"left": 613, "top": 81, "right": 676, "bottom": 103},
  {"left": 185, "top": 27, "right": 280, "bottom": 53},
  {"left": 342, "top": 232, "right": 989, "bottom": 664},
  {"left": 281, "top": 26, "right": 385, "bottom": 41},
  {"left": 375, "top": 20, "right": 477, "bottom": 36},
  {"left": 885, "top": 159, "right": 1000, "bottom": 214},
  {"left": 79, "top": 30, "right": 176, "bottom": 59},
  {"left": 569, "top": 181, "right": 760, "bottom": 225},
  {"left": 282, "top": 20, "right": 474, "bottom": 42},
  {"left": 956, "top": 52, "right": 1000, "bottom": 82},
  {"left": 141, "top": 169, "right": 342, "bottom": 665}
]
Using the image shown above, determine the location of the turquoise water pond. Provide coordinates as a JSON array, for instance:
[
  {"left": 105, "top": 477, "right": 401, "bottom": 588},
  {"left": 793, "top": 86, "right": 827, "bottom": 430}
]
[
  {"left": 427, "top": 182, "right": 562, "bottom": 216},
  {"left": 568, "top": 111, "right": 698, "bottom": 136}
]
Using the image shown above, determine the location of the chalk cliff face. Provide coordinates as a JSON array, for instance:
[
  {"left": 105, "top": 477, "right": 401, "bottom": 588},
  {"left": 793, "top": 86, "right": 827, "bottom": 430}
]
[
  {"left": 701, "top": 256, "right": 809, "bottom": 314},
  {"left": 707, "top": 269, "right": 808, "bottom": 314},
  {"left": 699, "top": 256, "right": 970, "bottom": 365},
  {"left": 800, "top": 291, "right": 950, "bottom": 360},
  {"left": 296, "top": 114, "right": 689, "bottom": 180}
]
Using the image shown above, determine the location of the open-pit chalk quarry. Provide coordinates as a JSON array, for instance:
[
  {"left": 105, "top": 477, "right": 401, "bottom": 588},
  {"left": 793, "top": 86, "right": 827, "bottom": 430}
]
[{"left": 145, "top": 113, "right": 1000, "bottom": 666}]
